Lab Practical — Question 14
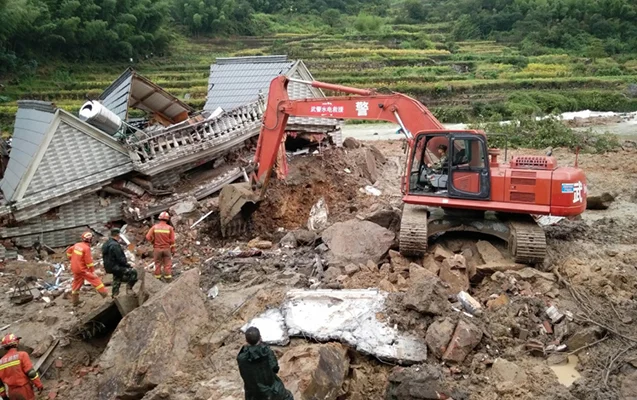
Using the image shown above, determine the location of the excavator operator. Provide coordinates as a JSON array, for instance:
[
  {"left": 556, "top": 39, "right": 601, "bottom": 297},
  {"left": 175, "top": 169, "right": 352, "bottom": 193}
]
[{"left": 427, "top": 144, "right": 448, "bottom": 173}]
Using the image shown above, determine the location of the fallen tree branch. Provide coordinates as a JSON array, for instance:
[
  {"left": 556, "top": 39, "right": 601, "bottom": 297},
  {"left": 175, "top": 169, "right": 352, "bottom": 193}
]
[
  {"left": 567, "top": 334, "right": 609, "bottom": 356},
  {"left": 604, "top": 344, "right": 635, "bottom": 387}
]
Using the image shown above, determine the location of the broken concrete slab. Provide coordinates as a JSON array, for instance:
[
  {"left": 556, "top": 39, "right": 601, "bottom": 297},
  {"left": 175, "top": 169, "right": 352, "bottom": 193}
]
[
  {"left": 278, "top": 343, "right": 349, "bottom": 400},
  {"left": 321, "top": 220, "right": 395, "bottom": 265},
  {"left": 169, "top": 196, "right": 198, "bottom": 215},
  {"left": 442, "top": 320, "right": 483, "bottom": 363},
  {"left": 403, "top": 277, "right": 450, "bottom": 316},
  {"left": 249, "top": 289, "right": 428, "bottom": 364},
  {"left": 97, "top": 269, "right": 207, "bottom": 400},
  {"left": 425, "top": 318, "right": 455, "bottom": 359}
]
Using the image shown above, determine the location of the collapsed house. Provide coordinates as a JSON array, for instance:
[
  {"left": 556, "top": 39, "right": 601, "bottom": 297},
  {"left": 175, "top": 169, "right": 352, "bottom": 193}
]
[{"left": 0, "top": 56, "right": 343, "bottom": 251}]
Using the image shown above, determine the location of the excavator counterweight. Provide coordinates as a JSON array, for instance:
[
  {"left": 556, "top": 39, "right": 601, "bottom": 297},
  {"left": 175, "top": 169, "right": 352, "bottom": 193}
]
[{"left": 218, "top": 76, "right": 587, "bottom": 264}]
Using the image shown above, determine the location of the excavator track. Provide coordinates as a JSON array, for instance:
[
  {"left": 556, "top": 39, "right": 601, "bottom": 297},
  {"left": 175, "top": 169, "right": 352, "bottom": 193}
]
[
  {"left": 508, "top": 220, "right": 547, "bottom": 264},
  {"left": 399, "top": 204, "right": 429, "bottom": 257}
]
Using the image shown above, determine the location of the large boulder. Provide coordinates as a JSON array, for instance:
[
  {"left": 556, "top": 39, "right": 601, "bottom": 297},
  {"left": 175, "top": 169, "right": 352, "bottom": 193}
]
[
  {"left": 364, "top": 206, "right": 401, "bottom": 233},
  {"left": 278, "top": 343, "right": 350, "bottom": 400},
  {"left": 403, "top": 276, "right": 450, "bottom": 316},
  {"left": 97, "top": 269, "right": 208, "bottom": 400},
  {"left": 322, "top": 220, "right": 395, "bottom": 265},
  {"left": 385, "top": 365, "right": 467, "bottom": 400}
]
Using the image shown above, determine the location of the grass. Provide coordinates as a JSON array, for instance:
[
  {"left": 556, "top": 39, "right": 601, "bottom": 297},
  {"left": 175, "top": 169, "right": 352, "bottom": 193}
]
[{"left": 1, "top": 23, "right": 637, "bottom": 135}]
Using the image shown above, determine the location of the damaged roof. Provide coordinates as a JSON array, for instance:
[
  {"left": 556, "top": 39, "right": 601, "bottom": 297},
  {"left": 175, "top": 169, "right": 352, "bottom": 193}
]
[
  {"left": 204, "top": 55, "right": 341, "bottom": 129},
  {"left": 0, "top": 101, "right": 133, "bottom": 206},
  {"left": 100, "top": 68, "right": 194, "bottom": 125}
]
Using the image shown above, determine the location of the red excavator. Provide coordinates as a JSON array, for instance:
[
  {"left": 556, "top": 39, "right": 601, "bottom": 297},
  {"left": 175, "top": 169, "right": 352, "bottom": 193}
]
[{"left": 219, "top": 76, "right": 587, "bottom": 264}]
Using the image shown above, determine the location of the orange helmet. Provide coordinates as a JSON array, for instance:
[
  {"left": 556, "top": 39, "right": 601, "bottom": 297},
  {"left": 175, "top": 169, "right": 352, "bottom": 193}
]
[
  {"left": 81, "top": 231, "right": 94, "bottom": 242},
  {"left": 1, "top": 333, "right": 20, "bottom": 348},
  {"left": 159, "top": 211, "right": 170, "bottom": 221}
]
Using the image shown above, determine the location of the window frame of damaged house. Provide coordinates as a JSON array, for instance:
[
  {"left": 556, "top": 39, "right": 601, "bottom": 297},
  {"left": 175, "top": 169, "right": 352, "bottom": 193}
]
[{"left": 0, "top": 55, "right": 343, "bottom": 256}]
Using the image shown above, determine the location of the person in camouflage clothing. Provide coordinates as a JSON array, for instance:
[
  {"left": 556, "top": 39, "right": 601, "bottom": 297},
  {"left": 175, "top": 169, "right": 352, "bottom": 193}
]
[
  {"left": 237, "top": 327, "right": 293, "bottom": 400},
  {"left": 102, "top": 228, "right": 138, "bottom": 298}
]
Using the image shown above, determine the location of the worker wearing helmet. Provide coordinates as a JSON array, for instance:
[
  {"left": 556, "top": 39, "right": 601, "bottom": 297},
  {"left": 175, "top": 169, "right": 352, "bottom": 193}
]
[
  {"left": 65, "top": 231, "right": 108, "bottom": 306},
  {"left": 0, "top": 334, "right": 43, "bottom": 400},
  {"left": 145, "top": 211, "right": 176, "bottom": 282}
]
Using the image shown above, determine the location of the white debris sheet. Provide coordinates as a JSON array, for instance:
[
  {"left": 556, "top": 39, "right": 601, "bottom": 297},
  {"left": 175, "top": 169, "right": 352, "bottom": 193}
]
[
  {"left": 241, "top": 308, "right": 289, "bottom": 346},
  {"left": 244, "top": 289, "right": 428, "bottom": 364}
]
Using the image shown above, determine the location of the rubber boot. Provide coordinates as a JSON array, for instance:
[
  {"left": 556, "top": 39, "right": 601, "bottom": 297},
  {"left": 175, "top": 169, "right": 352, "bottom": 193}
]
[
  {"left": 99, "top": 291, "right": 108, "bottom": 299},
  {"left": 164, "top": 276, "right": 173, "bottom": 283},
  {"left": 71, "top": 293, "right": 83, "bottom": 307}
]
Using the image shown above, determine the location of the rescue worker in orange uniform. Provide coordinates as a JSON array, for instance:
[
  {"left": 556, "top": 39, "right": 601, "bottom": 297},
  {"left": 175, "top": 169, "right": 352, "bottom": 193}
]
[
  {"left": 65, "top": 232, "right": 108, "bottom": 306},
  {"left": 146, "top": 211, "right": 176, "bottom": 282},
  {"left": 0, "top": 334, "right": 43, "bottom": 400}
]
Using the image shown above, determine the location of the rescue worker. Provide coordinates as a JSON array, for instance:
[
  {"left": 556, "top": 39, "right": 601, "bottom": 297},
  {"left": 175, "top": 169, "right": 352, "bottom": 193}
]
[
  {"left": 237, "top": 327, "right": 293, "bottom": 400},
  {"left": 145, "top": 211, "right": 175, "bottom": 282},
  {"left": 65, "top": 232, "right": 108, "bottom": 306},
  {"left": 102, "top": 228, "right": 138, "bottom": 298},
  {"left": 0, "top": 334, "right": 43, "bottom": 400}
]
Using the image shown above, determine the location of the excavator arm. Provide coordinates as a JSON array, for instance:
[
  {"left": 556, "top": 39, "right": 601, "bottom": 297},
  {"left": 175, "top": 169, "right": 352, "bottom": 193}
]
[
  {"left": 253, "top": 75, "right": 445, "bottom": 183},
  {"left": 219, "top": 75, "right": 447, "bottom": 235}
]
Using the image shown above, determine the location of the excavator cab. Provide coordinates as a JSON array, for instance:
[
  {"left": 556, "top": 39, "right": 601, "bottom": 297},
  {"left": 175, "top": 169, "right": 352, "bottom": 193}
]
[{"left": 407, "top": 131, "right": 490, "bottom": 200}]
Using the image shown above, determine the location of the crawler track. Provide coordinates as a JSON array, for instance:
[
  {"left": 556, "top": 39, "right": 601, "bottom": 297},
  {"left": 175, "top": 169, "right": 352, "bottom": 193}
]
[
  {"left": 508, "top": 220, "right": 547, "bottom": 264},
  {"left": 399, "top": 204, "right": 429, "bottom": 257}
]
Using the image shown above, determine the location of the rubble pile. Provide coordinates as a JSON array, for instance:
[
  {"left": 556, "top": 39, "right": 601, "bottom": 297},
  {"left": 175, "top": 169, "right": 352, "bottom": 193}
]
[{"left": 1, "top": 133, "right": 637, "bottom": 399}]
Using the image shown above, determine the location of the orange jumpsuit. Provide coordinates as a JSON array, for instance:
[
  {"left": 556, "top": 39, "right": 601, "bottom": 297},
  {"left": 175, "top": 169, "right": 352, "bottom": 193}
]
[
  {"left": 145, "top": 221, "right": 175, "bottom": 279},
  {"left": 0, "top": 348, "right": 43, "bottom": 400},
  {"left": 65, "top": 242, "right": 107, "bottom": 296}
]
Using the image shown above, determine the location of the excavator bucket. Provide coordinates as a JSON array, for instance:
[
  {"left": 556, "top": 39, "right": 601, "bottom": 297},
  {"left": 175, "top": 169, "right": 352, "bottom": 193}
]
[{"left": 218, "top": 182, "right": 262, "bottom": 236}]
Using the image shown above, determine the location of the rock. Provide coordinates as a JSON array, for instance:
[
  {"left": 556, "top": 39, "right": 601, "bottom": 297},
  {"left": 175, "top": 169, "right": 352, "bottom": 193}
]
[
  {"left": 462, "top": 248, "right": 477, "bottom": 279},
  {"left": 278, "top": 343, "right": 349, "bottom": 400},
  {"left": 343, "top": 137, "right": 361, "bottom": 149},
  {"left": 368, "top": 145, "right": 387, "bottom": 164},
  {"left": 31, "top": 335, "right": 54, "bottom": 357},
  {"left": 489, "top": 358, "right": 527, "bottom": 385},
  {"left": 425, "top": 318, "right": 455, "bottom": 359},
  {"left": 322, "top": 220, "right": 395, "bottom": 265},
  {"left": 280, "top": 232, "right": 297, "bottom": 248},
  {"left": 385, "top": 365, "right": 466, "bottom": 400},
  {"left": 586, "top": 192, "right": 615, "bottom": 210},
  {"left": 566, "top": 326, "right": 605, "bottom": 351},
  {"left": 358, "top": 148, "right": 379, "bottom": 183},
  {"left": 431, "top": 244, "right": 453, "bottom": 262},
  {"left": 293, "top": 230, "right": 318, "bottom": 245},
  {"left": 379, "top": 279, "right": 397, "bottom": 292},
  {"left": 364, "top": 207, "right": 401, "bottom": 233},
  {"left": 408, "top": 263, "right": 431, "bottom": 282},
  {"left": 403, "top": 276, "right": 450, "bottom": 316},
  {"left": 486, "top": 294, "right": 509, "bottom": 310},
  {"left": 442, "top": 320, "right": 483, "bottom": 363},
  {"left": 476, "top": 241, "right": 505, "bottom": 264},
  {"left": 248, "top": 239, "right": 273, "bottom": 249},
  {"left": 505, "top": 268, "right": 556, "bottom": 282},
  {"left": 323, "top": 267, "right": 342, "bottom": 282},
  {"left": 446, "top": 254, "right": 467, "bottom": 269},
  {"left": 169, "top": 196, "right": 198, "bottom": 215},
  {"left": 344, "top": 264, "right": 360, "bottom": 276},
  {"left": 365, "top": 260, "right": 378, "bottom": 273},
  {"left": 477, "top": 263, "right": 526, "bottom": 274},
  {"left": 389, "top": 250, "right": 410, "bottom": 273},
  {"left": 97, "top": 269, "right": 208, "bottom": 400},
  {"left": 421, "top": 254, "right": 440, "bottom": 275},
  {"left": 439, "top": 259, "right": 470, "bottom": 294}
]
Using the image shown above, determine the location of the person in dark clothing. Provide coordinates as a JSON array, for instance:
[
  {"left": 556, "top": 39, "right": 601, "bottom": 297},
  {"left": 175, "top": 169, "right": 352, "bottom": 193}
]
[
  {"left": 102, "top": 228, "right": 138, "bottom": 298},
  {"left": 237, "top": 327, "right": 293, "bottom": 400}
]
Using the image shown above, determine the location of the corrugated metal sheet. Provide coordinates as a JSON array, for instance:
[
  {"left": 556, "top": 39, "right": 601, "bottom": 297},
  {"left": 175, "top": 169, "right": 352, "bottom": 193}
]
[
  {"left": 0, "top": 194, "right": 124, "bottom": 238},
  {"left": 25, "top": 120, "right": 133, "bottom": 198},
  {"left": 216, "top": 55, "right": 289, "bottom": 64},
  {"left": 100, "top": 68, "right": 194, "bottom": 124},
  {"left": 0, "top": 102, "right": 55, "bottom": 201},
  {"left": 100, "top": 69, "right": 133, "bottom": 120}
]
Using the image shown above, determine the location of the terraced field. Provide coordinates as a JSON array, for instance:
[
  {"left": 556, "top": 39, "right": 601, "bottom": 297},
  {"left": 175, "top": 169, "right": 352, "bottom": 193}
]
[{"left": 2, "top": 23, "right": 637, "bottom": 133}]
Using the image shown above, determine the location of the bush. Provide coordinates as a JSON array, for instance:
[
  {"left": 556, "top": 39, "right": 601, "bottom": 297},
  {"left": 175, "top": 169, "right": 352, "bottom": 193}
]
[
  {"left": 470, "top": 116, "right": 620, "bottom": 153},
  {"left": 354, "top": 12, "right": 384, "bottom": 33}
]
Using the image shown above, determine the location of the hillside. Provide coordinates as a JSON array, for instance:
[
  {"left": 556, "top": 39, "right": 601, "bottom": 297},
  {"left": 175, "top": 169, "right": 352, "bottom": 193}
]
[{"left": 1, "top": 0, "right": 637, "bottom": 134}]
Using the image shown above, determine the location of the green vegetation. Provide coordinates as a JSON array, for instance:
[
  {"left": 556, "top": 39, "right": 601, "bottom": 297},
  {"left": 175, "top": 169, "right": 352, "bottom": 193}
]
[
  {"left": 472, "top": 117, "right": 621, "bottom": 153},
  {"left": 1, "top": 0, "right": 637, "bottom": 143}
]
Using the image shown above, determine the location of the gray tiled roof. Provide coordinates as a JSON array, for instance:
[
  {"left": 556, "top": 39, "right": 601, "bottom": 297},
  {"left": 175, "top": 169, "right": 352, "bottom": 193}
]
[
  {"left": 0, "top": 101, "right": 56, "bottom": 201},
  {"left": 204, "top": 56, "right": 295, "bottom": 111},
  {"left": 204, "top": 56, "right": 341, "bottom": 130}
]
